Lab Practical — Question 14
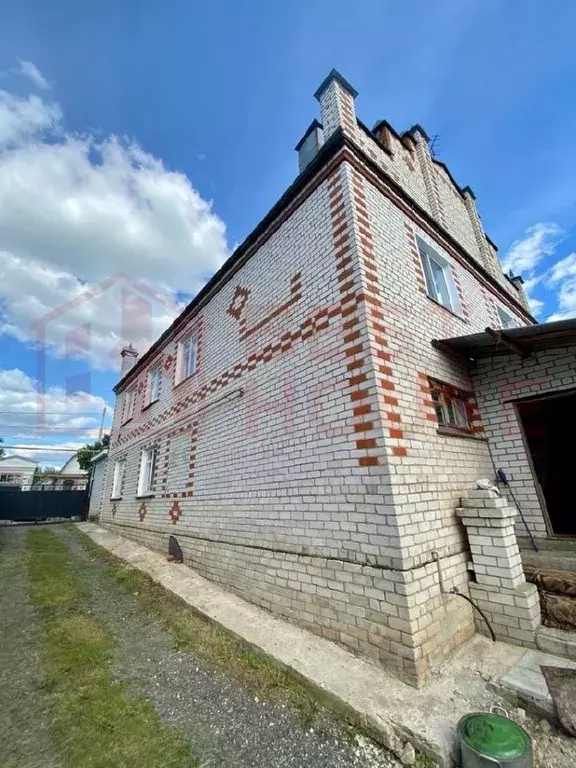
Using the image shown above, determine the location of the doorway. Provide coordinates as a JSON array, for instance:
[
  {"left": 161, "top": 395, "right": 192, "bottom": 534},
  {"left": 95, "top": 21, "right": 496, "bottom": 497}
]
[{"left": 517, "top": 391, "right": 576, "bottom": 536}]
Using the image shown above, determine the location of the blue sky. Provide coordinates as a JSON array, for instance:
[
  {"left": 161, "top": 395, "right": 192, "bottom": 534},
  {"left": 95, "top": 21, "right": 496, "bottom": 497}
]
[{"left": 0, "top": 0, "right": 575, "bottom": 465}]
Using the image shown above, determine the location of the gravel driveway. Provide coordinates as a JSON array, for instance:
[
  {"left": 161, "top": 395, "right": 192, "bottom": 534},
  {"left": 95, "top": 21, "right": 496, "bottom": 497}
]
[{"left": 0, "top": 524, "right": 400, "bottom": 768}]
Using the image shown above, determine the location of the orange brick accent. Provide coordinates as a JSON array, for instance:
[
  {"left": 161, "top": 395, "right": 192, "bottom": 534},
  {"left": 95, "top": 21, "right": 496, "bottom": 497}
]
[
  {"left": 419, "top": 372, "right": 485, "bottom": 437},
  {"left": 349, "top": 168, "right": 408, "bottom": 459},
  {"left": 169, "top": 500, "right": 182, "bottom": 524},
  {"left": 328, "top": 169, "right": 383, "bottom": 468}
]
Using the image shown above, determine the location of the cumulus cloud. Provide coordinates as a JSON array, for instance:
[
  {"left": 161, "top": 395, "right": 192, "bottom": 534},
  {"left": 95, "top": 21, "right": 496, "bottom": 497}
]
[
  {"left": 501, "top": 223, "right": 563, "bottom": 275},
  {"left": 0, "top": 65, "right": 229, "bottom": 369},
  {"left": 15, "top": 60, "right": 50, "bottom": 90},
  {"left": 0, "top": 367, "right": 111, "bottom": 467},
  {"left": 546, "top": 252, "right": 576, "bottom": 321},
  {"left": 0, "top": 91, "right": 60, "bottom": 147},
  {"left": 501, "top": 223, "right": 565, "bottom": 318}
]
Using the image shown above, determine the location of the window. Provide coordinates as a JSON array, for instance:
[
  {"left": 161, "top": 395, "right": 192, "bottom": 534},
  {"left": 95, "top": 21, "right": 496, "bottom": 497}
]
[
  {"left": 429, "top": 379, "right": 471, "bottom": 432},
  {"left": 497, "top": 306, "right": 516, "bottom": 330},
  {"left": 123, "top": 390, "right": 135, "bottom": 423},
  {"left": 417, "top": 238, "right": 460, "bottom": 313},
  {"left": 0, "top": 473, "right": 20, "bottom": 484},
  {"left": 137, "top": 448, "right": 156, "bottom": 496},
  {"left": 148, "top": 367, "right": 161, "bottom": 404},
  {"left": 177, "top": 332, "right": 198, "bottom": 383},
  {"left": 111, "top": 459, "right": 126, "bottom": 499}
]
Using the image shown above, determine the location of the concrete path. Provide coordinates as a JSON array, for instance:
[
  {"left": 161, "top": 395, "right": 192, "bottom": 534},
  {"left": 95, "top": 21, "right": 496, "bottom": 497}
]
[
  {"left": 499, "top": 650, "right": 576, "bottom": 720},
  {"left": 78, "top": 523, "right": 538, "bottom": 768}
]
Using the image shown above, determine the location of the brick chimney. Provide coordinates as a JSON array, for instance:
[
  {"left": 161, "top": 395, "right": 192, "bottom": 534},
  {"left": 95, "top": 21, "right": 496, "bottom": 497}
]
[
  {"left": 314, "top": 69, "right": 358, "bottom": 142},
  {"left": 120, "top": 344, "right": 139, "bottom": 376}
]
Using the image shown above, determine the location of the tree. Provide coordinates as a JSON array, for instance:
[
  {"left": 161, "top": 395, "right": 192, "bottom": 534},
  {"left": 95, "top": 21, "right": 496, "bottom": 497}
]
[
  {"left": 76, "top": 435, "right": 110, "bottom": 472},
  {"left": 32, "top": 466, "right": 56, "bottom": 486},
  {"left": 0, "top": 437, "right": 4, "bottom": 458}
]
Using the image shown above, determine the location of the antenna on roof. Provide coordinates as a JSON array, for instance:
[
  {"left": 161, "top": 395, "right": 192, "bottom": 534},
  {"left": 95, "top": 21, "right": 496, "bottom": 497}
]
[{"left": 429, "top": 134, "right": 441, "bottom": 157}]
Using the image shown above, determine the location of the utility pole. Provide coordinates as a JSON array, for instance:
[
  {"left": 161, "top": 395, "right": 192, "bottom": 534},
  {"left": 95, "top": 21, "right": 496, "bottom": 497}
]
[{"left": 97, "top": 406, "right": 107, "bottom": 441}]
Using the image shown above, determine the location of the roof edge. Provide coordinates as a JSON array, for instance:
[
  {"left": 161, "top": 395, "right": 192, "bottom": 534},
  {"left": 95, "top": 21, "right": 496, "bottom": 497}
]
[
  {"left": 314, "top": 69, "right": 358, "bottom": 101},
  {"left": 114, "top": 128, "right": 347, "bottom": 392}
]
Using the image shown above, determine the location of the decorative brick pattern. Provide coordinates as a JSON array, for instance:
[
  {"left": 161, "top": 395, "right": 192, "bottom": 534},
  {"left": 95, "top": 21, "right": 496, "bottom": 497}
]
[
  {"left": 99, "top": 71, "right": 547, "bottom": 688},
  {"left": 169, "top": 500, "right": 182, "bottom": 525}
]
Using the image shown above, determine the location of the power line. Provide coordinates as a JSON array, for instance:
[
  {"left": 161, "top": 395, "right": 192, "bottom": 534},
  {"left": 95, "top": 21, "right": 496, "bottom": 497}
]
[
  {"left": 0, "top": 425, "right": 107, "bottom": 431},
  {"left": 2, "top": 445, "right": 100, "bottom": 452},
  {"left": 0, "top": 410, "right": 109, "bottom": 415}
]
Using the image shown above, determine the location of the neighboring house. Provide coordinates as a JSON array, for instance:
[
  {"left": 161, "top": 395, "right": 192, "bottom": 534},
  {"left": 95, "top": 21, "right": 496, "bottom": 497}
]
[
  {"left": 52, "top": 455, "right": 88, "bottom": 490},
  {"left": 100, "top": 71, "right": 574, "bottom": 687},
  {"left": 0, "top": 455, "right": 37, "bottom": 490},
  {"left": 88, "top": 449, "right": 108, "bottom": 518}
]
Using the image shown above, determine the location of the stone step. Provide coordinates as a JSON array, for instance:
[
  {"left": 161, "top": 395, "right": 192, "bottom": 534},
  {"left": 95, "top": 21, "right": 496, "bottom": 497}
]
[
  {"left": 536, "top": 626, "right": 576, "bottom": 662},
  {"left": 496, "top": 649, "right": 576, "bottom": 722}
]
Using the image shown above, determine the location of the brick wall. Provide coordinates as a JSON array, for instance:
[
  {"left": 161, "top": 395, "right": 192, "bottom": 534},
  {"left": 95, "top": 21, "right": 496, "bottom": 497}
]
[
  {"left": 88, "top": 458, "right": 107, "bottom": 518},
  {"left": 472, "top": 345, "right": 576, "bottom": 537},
  {"left": 101, "top": 71, "right": 539, "bottom": 686}
]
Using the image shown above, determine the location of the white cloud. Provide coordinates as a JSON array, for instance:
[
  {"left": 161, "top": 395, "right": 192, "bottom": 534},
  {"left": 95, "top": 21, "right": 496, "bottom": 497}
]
[
  {"left": 0, "top": 65, "right": 229, "bottom": 369},
  {"left": 548, "top": 252, "right": 576, "bottom": 283},
  {"left": 546, "top": 252, "right": 576, "bottom": 321},
  {"left": 520, "top": 274, "right": 545, "bottom": 316},
  {"left": 0, "top": 368, "right": 111, "bottom": 467},
  {"left": 15, "top": 60, "right": 50, "bottom": 90},
  {"left": 0, "top": 91, "right": 60, "bottom": 147},
  {"left": 501, "top": 223, "right": 563, "bottom": 275}
]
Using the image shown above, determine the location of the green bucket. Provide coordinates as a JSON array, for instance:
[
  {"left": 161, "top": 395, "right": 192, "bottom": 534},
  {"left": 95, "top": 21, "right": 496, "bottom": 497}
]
[{"left": 458, "top": 711, "right": 533, "bottom": 767}]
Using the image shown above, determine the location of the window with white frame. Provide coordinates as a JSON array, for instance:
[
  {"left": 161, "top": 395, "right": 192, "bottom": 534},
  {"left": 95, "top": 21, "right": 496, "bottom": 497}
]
[
  {"left": 111, "top": 459, "right": 126, "bottom": 499},
  {"left": 177, "top": 331, "right": 198, "bottom": 383},
  {"left": 417, "top": 238, "right": 460, "bottom": 313},
  {"left": 148, "top": 367, "right": 161, "bottom": 404},
  {"left": 123, "top": 390, "right": 135, "bottom": 423},
  {"left": 137, "top": 448, "right": 156, "bottom": 496},
  {"left": 497, "top": 306, "right": 516, "bottom": 330},
  {"left": 429, "top": 378, "right": 471, "bottom": 432}
]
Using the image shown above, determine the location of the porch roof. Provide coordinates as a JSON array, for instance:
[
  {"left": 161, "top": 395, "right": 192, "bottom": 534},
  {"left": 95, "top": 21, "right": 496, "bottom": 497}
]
[{"left": 432, "top": 318, "right": 576, "bottom": 359}]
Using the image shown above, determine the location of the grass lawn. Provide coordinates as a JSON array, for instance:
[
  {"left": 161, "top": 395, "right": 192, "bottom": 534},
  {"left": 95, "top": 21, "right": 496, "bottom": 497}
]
[
  {"left": 27, "top": 528, "right": 199, "bottom": 768},
  {"left": 0, "top": 524, "right": 402, "bottom": 768}
]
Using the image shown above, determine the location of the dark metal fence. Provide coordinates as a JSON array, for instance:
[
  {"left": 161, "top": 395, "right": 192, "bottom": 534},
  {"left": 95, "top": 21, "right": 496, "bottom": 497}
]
[{"left": 0, "top": 488, "right": 88, "bottom": 522}]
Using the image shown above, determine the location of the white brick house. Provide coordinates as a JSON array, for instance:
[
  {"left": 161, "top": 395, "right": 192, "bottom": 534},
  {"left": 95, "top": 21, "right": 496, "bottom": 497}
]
[{"left": 100, "top": 71, "right": 574, "bottom": 686}]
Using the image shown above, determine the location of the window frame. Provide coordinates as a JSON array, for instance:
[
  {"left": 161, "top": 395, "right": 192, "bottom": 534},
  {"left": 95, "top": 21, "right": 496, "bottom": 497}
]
[
  {"left": 111, "top": 459, "right": 126, "bottom": 500},
  {"left": 137, "top": 447, "right": 156, "bottom": 497},
  {"left": 176, "top": 331, "right": 199, "bottom": 385},
  {"left": 417, "top": 237, "right": 461, "bottom": 314},
  {"left": 497, "top": 306, "right": 516, "bottom": 330},
  {"left": 429, "top": 378, "right": 472, "bottom": 435},
  {"left": 122, "top": 390, "right": 135, "bottom": 424},
  {"left": 147, "top": 367, "right": 161, "bottom": 406}
]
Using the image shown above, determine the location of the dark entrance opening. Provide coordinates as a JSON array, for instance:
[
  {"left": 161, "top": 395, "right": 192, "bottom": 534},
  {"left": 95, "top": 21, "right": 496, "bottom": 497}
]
[{"left": 517, "top": 391, "right": 576, "bottom": 536}]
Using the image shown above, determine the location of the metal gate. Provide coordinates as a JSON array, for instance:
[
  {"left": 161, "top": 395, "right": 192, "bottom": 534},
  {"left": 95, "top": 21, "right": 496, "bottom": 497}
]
[{"left": 0, "top": 488, "right": 88, "bottom": 523}]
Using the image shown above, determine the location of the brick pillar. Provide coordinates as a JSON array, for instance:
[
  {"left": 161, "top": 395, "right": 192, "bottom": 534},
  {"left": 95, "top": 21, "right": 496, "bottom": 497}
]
[
  {"left": 462, "top": 186, "right": 502, "bottom": 279},
  {"left": 410, "top": 127, "right": 446, "bottom": 226},
  {"left": 457, "top": 487, "right": 541, "bottom": 648},
  {"left": 314, "top": 69, "right": 359, "bottom": 141},
  {"left": 510, "top": 274, "right": 532, "bottom": 314}
]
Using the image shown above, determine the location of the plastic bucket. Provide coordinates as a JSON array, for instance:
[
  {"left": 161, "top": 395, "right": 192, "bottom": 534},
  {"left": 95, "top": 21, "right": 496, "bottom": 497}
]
[{"left": 458, "top": 710, "right": 532, "bottom": 768}]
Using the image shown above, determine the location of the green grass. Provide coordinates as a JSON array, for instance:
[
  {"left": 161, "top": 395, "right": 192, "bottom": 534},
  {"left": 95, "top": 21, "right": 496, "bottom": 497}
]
[
  {"left": 73, "top": 526, "right": 321, "bottom": 725},
  {"left": 26, "top": 528, "right": 198, "bottom": 768}
]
